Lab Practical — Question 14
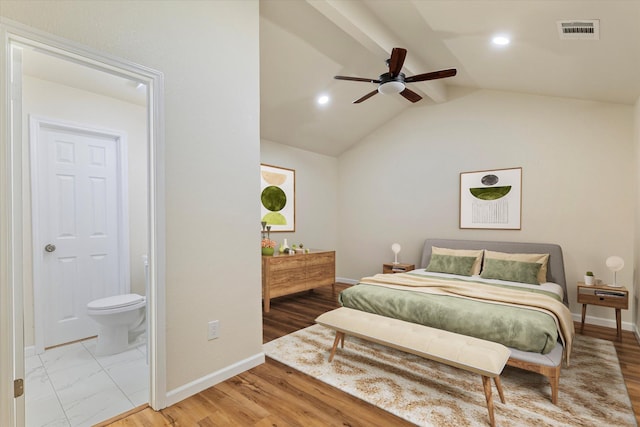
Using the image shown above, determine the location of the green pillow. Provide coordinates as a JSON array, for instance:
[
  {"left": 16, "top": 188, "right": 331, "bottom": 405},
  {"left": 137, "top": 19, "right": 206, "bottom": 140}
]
[
  {"left": 425, "top": 254, "right": 477, "bottom": 276},
  {"left": 480, "top": 258, "right": 542, "bottom": 285}
]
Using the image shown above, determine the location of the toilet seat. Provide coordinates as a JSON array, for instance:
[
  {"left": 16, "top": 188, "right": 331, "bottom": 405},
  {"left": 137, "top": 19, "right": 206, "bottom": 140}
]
[{"left": 87, "top": 294, "right": 145, "bottom": 314}]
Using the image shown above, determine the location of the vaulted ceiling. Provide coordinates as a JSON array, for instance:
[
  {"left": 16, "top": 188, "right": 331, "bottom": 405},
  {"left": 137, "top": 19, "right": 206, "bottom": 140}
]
[{"left": 260, "top": 0, "right": 640, "bottom": 156}]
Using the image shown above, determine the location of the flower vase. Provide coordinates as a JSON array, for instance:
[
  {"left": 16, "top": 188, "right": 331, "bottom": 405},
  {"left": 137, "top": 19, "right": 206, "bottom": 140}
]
[{"left": 262, "top": 247, "right": 275, "bottom": 256}]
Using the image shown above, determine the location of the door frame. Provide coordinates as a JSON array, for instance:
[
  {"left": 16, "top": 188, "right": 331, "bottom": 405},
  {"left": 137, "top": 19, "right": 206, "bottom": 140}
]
[
  {"left": 0, "top": 18, "right": 167, "bottom": 426},
  {"left": 30, "top": 116, "right": 131, "bottom": 354}
]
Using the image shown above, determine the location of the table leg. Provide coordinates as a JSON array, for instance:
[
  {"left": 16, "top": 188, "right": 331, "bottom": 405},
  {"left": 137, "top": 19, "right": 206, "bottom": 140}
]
[
  {"left": 581, "top": 304, "right": 587, "bottom": 332},
  {"left": 616, "top": 308, "right": 622, "bottom": 340}
]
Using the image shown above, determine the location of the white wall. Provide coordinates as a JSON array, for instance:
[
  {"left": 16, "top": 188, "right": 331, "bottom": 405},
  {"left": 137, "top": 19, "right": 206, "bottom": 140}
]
[
  {"left": 21, "top": 75, "right": 148, "bottom": 347},
  {"left": 338, "top": 87, "right": 635, "bottom": 324},
  {"left": 1, "top": 0, "right": 262, "bottom": 398},
  {"left": 260, "top": 139, "right": 338, "bottom": 252}
]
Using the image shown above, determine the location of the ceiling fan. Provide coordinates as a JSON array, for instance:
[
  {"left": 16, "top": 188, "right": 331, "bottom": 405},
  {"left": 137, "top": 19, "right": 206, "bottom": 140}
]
[{"left": 334, "top": 47, "right": 457, "bottom": 104}]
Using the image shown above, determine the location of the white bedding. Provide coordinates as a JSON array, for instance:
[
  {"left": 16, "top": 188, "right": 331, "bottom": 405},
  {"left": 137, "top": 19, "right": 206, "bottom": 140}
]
[{"left": 408, "top": 268, "right": 565, "bottom": 302}]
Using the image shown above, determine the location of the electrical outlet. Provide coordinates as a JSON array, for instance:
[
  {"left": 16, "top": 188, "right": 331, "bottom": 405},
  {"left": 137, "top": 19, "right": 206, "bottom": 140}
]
[{"left": 207, "top": 320, "right": 219, "bottom": 340}]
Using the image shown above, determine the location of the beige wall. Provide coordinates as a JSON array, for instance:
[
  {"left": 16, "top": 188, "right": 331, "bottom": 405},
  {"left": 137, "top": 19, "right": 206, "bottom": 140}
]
[
  {"left": 260, "top": 139, "right": 338, "bottom": 253},
  {"left": 2, "top": 0, "right": 262, "bottom": 396},
  {"left": 337, "top": 87, "right": 635, "bottom": 325},
  {"left": 634, "top": 96, "right": 640, "bottom": 334},
  {"left": 22, "top": 75, "right": 148, "bottom": 347}
]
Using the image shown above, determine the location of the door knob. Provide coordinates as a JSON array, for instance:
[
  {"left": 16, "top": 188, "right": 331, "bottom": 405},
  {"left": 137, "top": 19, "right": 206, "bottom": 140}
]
[{"left": 44, "top": 244, "right": 56, "bottom": 253}]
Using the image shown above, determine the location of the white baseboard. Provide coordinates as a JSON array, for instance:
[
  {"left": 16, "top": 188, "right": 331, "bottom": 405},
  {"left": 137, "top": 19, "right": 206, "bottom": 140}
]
[
  {"left": 165, "top": 352, "right": 265, "bottom": 407},
  {"left": 336, "top": 277, "right": 358, "bottom": 285},
  {"left": 571, "top": 312, "right": 634, "bottom": 332}
]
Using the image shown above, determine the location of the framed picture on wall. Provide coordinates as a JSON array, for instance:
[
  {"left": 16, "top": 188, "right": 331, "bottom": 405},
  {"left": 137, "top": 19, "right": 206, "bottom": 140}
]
[
  {"left": 260, "top": 164, "right": 295, "bottom": 232},
  {"left": 460, "top": 167, "right": 522, "bottom": 230}
]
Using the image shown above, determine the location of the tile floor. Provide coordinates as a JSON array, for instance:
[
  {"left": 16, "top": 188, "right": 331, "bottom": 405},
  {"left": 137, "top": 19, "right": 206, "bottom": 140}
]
[{"left": 25, "top": 338, "right": 148, "bottom": 427}]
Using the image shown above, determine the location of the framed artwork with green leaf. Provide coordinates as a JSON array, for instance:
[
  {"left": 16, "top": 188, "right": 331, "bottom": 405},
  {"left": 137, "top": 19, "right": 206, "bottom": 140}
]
[
  {"left": 260, "top": 164, "right": 295, "bottom": 232},
  {"left": 460, "top": 167, "right": 521, "bottom": 229}
]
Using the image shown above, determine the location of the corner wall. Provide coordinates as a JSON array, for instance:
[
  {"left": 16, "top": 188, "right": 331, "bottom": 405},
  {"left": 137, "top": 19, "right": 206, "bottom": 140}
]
[
  {"left": 338, "top": 87, "right": 635, "bottom": 323},
  {"left": 260, "top": 139, "right": 338, "bottom": 253}
]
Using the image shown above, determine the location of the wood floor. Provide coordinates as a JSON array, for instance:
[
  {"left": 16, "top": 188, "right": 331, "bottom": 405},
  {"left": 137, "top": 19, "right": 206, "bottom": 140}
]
[{"left": 104, "top": 283, "right": 640, "bottom": 426}]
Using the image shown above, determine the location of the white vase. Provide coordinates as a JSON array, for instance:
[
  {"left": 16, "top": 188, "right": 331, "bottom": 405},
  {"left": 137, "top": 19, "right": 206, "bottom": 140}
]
[
  {"left": 584, "top": 275, "right": 594, "bottom": 285},
  {"left": 279, "top": 238, "right": 289, "bottom": 253}
]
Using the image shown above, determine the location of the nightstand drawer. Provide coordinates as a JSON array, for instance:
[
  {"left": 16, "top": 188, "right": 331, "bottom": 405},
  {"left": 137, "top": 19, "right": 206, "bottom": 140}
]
[
  {"left": 577, "top": 292, "right": 628, "bottom": 309},
  {"left": 577, "top": 284, "right": 629, "bottom": 309}
]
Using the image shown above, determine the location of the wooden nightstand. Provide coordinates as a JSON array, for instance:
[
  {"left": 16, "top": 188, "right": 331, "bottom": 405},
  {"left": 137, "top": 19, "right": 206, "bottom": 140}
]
[
  {"left": 382, "top": 263, "right": 415, "bottom": 274},
  {"left": 577, "top": 282, "right": 628, "bottom": 340}
]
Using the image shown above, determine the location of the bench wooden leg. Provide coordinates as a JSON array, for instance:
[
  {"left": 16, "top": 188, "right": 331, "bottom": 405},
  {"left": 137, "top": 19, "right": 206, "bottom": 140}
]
[
  {"left": 549, "top": 367, "right": 559, "bottom": 405},
  {"left": 482, "top": 375, "right": 496, "bottom": 427},
  {"left": 328, "top": 331, "right": 345, "bottom": 362},
  {"left": 494, "top": 376, "right": 505, "bottom": 404}
]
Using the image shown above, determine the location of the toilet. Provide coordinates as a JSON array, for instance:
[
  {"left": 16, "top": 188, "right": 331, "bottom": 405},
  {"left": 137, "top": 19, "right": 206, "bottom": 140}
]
[{"left": 87, "top": 293, "right": 146, "bottom": 356}]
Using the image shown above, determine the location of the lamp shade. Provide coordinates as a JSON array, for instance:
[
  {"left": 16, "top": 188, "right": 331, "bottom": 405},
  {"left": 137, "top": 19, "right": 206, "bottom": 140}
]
[
  {"left": 606, "top": 256, "right": 624, "bottom": 271},
  {"left": 605, "top": 256, "right": 624, "bottom": 287},
  {"left": 391, "top": 243, "right": 401, "bottom": 264}
]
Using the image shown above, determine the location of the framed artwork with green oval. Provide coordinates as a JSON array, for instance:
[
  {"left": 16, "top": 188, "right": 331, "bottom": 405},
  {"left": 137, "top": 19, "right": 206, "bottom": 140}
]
[
  {"left": 261, "top": 164, "right": 295, "bottom": 232},
  {"left": 460, "top": 167, "right": 521, "bottom": 229}
]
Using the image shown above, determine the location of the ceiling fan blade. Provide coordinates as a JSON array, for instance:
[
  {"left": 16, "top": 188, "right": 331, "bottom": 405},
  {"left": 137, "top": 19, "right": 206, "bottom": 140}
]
[
  {"left": 399, "top": 88, "right": 422, "bottom": 103},
  {"left": 404, "top": 68, "right": 457, "bottom": 83},
  {"left": 353, "top": 90, "right": 379, "bottom": 104},
  {"left": 335, "top": 75, "right": 380, "bottom": 83},
  {"left": 388, "top": 47, "right": 407, "bottom": 77}
]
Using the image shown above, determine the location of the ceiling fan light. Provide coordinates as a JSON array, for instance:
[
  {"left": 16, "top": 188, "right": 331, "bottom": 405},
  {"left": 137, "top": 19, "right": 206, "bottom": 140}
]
[{"left": 378, "top": 81, "right": 405, "bottom": 95}]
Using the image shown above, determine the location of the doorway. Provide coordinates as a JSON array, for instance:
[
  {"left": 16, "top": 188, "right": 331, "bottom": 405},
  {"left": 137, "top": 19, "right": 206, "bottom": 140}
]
[
  {"left": 0, "top": 20, "right": 166, "bottom": 427},
  {"left": 30, "top": 117, "right": 130, "bottom": 353}
]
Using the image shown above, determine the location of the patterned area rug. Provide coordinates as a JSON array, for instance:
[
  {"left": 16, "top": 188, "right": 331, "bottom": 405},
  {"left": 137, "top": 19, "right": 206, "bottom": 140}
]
[{"left": 263, "top": 324, "right": 636, "bottom": 427}]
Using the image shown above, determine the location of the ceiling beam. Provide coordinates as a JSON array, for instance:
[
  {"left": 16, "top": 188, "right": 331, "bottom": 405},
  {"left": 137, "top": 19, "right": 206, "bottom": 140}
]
[{"left": 306, "top": 0, "right": 448, "bottom": 103}]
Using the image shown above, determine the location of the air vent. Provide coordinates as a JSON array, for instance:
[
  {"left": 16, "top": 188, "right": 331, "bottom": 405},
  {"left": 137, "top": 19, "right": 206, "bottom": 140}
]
[{"left": 557, "top": 20, "right": 600, "bottom": 40}]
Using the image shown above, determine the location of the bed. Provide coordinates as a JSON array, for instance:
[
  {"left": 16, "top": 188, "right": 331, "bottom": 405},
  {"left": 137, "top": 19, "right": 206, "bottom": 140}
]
[{"left": 338, "top": 238, "right": 575, "bottom": 404}]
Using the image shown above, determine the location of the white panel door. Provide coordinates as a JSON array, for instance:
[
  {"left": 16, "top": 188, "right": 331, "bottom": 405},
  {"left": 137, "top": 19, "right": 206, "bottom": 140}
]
[{"left": 36, "top": 124, "right": 124, "bottom": 349}]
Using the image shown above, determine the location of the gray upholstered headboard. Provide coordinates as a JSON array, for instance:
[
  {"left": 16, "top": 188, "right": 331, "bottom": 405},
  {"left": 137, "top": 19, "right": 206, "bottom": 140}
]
[{"left": 420, "top": 239, "right": 567, "bottom": 304}]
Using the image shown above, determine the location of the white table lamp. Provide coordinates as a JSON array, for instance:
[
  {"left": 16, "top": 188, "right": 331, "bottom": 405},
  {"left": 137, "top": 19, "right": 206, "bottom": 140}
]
[
  {"left": 605, "top": 256, "right": 624, "bottom": 287},
  {"left": 391, "top": 243, "right": 401, "bottom": 264}
]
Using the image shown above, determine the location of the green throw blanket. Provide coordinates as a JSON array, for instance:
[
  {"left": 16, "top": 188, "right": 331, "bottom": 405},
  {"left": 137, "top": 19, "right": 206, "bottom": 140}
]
[{"left": 339, "top": 273, "right": 574, "bottom": 360}]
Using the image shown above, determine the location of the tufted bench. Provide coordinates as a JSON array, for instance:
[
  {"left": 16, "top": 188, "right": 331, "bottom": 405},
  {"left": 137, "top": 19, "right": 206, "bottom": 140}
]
[{"left": 315, "top": 307, "right": 511, "bottom": 427}]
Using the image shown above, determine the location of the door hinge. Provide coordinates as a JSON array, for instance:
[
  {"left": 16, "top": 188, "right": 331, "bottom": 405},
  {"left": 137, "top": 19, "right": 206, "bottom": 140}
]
[{"left": 14, "top": 379, "right": 24, "bottom": 398}]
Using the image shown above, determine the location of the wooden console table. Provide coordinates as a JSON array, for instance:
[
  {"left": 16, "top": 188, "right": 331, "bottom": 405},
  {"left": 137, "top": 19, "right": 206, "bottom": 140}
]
[{"left": 262, "top": 250, "right": 335, "bottom": 312}]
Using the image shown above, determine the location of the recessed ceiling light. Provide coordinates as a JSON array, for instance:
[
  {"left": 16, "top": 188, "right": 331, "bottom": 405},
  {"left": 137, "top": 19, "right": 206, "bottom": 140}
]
[
  {"left": 492, "top": 35, "right": 510, "bottom": 46},
  {"left": 317, "top": 94, "right": 329, "bottom": 105}
]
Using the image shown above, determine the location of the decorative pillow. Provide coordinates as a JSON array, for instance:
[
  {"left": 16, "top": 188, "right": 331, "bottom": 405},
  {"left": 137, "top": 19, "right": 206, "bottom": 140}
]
[
  {"left": 480, "top": 258, "right": 542, "bottom": 285},
  {"left": 431, "top": 246, "right": 483, "bottom": 275},
  {"left": 426, "top": 254, "right": 477, "bottom": 276},
  {"left": 483, "top": 250, "right": 550, "bottom": 284}
]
